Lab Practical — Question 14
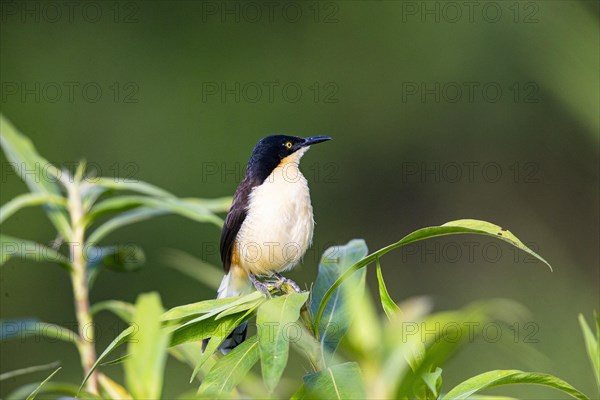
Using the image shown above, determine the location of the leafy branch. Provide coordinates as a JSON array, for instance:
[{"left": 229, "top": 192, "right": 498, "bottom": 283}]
[
  {"left": 1, "top": 115, "right": 596, "bottom": 400},
  {"left": 0, "top": 115, "right": 228, "bottom": 396}
]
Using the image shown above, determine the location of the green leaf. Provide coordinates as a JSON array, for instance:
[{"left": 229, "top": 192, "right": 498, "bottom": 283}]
[
  {"left": 578, "top": 312, "right": 600, "bottom": 391},
  {"left": 1, "top": 319, "right": 78, "bottom": 344},
  {"left": 80, "top": 183, "right": 108, "bottom": 211},
  {"left": 90, "top": 300, "right": 135, "bottom": 322},
  {"left": 215, "top": 295, "right": 265, "bottom": 320},
  {"left": 290, "top": 384, "right": 306, "bottom": 400},
  {"left": 100, "top": 354, "right": 130, "bottom": 366},
  {"left": 98, "top": 373, "right": 132, "bottom": 400},
  {"left": 302, "top": 362, "right": 366, "bottom": 399},
  {"left": 85, "top": 195, "right": 170, "bottom": 222},
  {"left": 442, "top": 220, "right": 552, "bottom": 271},
  {"left": 258, "top": 292, "right": 309, "bottom": 392},
  {"left": 0, "top": 235, "right": 71, "bottom": 269},
  {"left": 162, "top": 297, "right": 241, "bottom": 322},
  {"left": 166, "top": 294, "right": 263, "bottom": 347},
  {"left": 82, "top": 293, "right": 263, "bottom": 392},
  {"left": 87, "top": 195, "right": 232, "bottom": 223},
  {"left": 442, "top": 370, "right": 590, "bottom": 400},
  {"left": 162, "top": 292, "right": 263, "bottom": 323},
  {"left": 79, "top": 326, "right": 135, "bottom": 393},
  {"left": 342, "top": 285, "right": 382, "bottom": 359},
  {"left": 87, "top": 197, "right": 223, "bottom": 244},
  {"left": 162, "top": 249, "right": 223, "bottom": 290},
  {"left": 309, "top": 240, "right": 368, "bottom": 358},
  {"left": 198, "top": 335, "right": 260, "bottom": 394},
  {"left": 8, "top": 382, "right": 100, "bottom": 400},
  {"left": 0, "top": 115, "right": 71, "bottom": 239},
  {"left": 86, "top": 197, "right": 222, "bottom": 243},
  {"left": 182, "top": 197, "right": 232, "bottom": 213},
  {"left": 421, "top": 367, "right": 443, "bottom": 398},
  {"left": 0, "top": 193, "right": 67, "bottom": 225},
  {"left": 90, "top": 244, "right": 146, "bottom": 272},
  {"left": 314, "top": 220, "right": 551, "bottom": 338},
  {"left": 124, "top": 292, "right": 171, "bottom": 400},
  {"left": 170, "top": 313, "right": 239, "bottom": 347},
  {"left": 375, "top": 258, "right": 400, "bottom": 320},
  {"left": 86, "top": 245, "right": 145, "bottom": 288},
  {"left": 91, "top": 178, "right": 173, "bottom": 197},
  {"left": 0, "top": 361, "right": 61, "bottom": 381},
  {"left": 86, "top": 208, "right": 167, "bottom": 245},
  {"left": 375, "top": 257, "right": 425, "bottom": 373},
  {"left": 392, "top": 300, "right": 527, "bottom": 398},
  {"left": 25, "top": 366, "right": 61, "bottom": 400},
  {"left": 168, "top": 342, "right": 204, "bottom": 374},
  {"left": 190, "top": 310, "right": 254, "bottom": 382},
  {"left": 82, "top": 177, "right": 230, "bottom": 214}
]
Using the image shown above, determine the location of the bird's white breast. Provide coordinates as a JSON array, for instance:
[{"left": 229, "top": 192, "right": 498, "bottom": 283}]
[{"left": 235, "top": 148, "right": 314, "bottom": 276}]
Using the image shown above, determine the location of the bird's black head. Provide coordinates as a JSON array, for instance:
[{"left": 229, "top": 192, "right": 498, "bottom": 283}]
[{"left": 246, "top": 135, "right": 331, "bottom": 183}]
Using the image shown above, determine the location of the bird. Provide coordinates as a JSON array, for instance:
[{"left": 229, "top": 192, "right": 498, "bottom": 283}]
[{"left": 203, "top": 134, "right": 332, "bottom": 354}]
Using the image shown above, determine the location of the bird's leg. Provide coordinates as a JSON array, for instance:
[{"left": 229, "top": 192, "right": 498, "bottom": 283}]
[
  {"left": 273, "top": 273, "right": 302, "bottom": 293},
  {"left": 249, "top": 273, "right": 273, "bottom": 298}
]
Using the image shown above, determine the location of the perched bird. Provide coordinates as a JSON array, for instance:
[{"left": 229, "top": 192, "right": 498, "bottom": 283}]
[{"left": 204, "top": 134, "right": 331, "bottom": 354}]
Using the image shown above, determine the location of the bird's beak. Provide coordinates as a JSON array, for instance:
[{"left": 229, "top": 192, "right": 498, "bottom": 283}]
[{"left": 301, "top": 136, "right": 332, "bottom": 148}]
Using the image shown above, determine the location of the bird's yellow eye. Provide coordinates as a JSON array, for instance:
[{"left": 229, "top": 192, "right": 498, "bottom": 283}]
[{"left": 285, "top": 141, "right": 293, "bottom": 149}]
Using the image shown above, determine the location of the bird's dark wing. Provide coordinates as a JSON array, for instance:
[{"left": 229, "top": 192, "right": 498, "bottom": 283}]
[{"left": 220, "top": 178, "right": 256, "bottom": 272}]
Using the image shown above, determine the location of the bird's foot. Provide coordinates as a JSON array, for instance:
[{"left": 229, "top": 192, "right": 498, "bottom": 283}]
[
  {"left": 249, "top": 273, "right": 302, "bottom": 297},
  {"left": 274, "top": 273, "right": 302, "bottom": 293},
  {"left": 249, "top": 273, "right": 273, "bottom": 298}
]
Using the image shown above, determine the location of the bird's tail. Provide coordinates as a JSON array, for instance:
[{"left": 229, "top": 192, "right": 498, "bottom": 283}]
[{"left": 202, "top": 269, "right": 252, "bottom": 354}]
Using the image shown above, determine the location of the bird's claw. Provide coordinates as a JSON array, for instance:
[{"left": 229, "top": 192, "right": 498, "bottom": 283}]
[
  {"left": 249, "top": 273, "right": 302, "bottom": 297},
  {"left": 274, "top": 273, "right": 302, "bottom": 293},
  {"left": 249, "top": 273, "right": 273, "bottom": 298}
]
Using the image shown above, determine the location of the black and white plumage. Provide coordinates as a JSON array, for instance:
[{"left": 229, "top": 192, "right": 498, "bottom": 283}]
[{"left": 204, "top": 134, "right": 331, "bottom": 354}]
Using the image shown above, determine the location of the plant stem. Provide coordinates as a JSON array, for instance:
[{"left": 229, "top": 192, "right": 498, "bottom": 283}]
[
  {"left": 299, "top": 304, "right": 315, "bottom": 337},
  {"left": 67, "top": 179, "right": 99, "bottom": 394},
  {"left": 283, "top": 286, "right": 325, "bottom": 372},
  {"left": 299, "top": 304, "right": 325, "bottom": 372}
]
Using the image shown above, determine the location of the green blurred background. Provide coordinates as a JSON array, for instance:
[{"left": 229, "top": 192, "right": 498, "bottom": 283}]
[{"left": 1, "top": 0, "right": 598, "bottom": 398}]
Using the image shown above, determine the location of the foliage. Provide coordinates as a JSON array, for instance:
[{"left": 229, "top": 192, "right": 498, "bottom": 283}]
[
  {"left": 0, "top": 114, "right": 228, "bottom": 397},
  {"left": 1, "top": 115, "right": 596, "bottom": 399}
]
